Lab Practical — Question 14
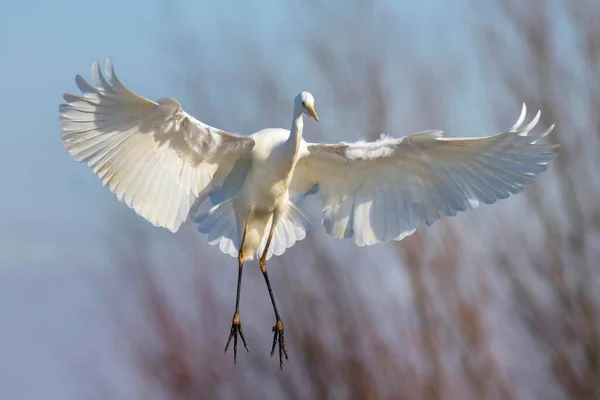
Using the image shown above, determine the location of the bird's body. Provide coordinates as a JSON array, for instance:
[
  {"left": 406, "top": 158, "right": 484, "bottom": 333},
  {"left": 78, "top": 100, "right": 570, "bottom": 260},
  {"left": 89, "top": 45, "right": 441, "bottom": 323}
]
[
  {"left": 194, "top": 103, "right": 313, "bottom": 261},
  {"left": 59, "top": 59, "right": 558, "bottom": 369},
  {"left": 235, "top": 127, "right": 301, "bottom": 260}
]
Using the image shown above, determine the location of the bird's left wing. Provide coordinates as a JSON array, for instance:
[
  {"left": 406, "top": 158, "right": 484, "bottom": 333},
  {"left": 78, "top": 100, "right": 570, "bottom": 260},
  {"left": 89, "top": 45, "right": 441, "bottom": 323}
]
[
  {"left": 60, "top": 59, "right": 254, "bottom": 232},
  {"left": 291, "top": 104, "right": 558, "bottom": 246}
]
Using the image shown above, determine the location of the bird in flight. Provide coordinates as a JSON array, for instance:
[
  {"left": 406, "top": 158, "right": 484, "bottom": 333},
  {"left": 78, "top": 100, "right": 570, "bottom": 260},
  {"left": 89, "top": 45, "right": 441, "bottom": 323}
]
[{"left": 60, "top": 59, "right": 558, "bottom": 369}]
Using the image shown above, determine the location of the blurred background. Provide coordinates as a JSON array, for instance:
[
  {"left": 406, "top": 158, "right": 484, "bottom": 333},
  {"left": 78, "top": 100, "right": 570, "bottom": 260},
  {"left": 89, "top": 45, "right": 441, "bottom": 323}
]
[{"left": 1, "top": 0, "right": 599, "bottom": 398}]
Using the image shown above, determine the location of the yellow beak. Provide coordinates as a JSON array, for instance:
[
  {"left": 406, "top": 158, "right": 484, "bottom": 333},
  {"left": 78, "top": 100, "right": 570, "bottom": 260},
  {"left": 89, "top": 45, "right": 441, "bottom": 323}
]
[{"left": 305, "top": 104, "right": 319, "bottom": 122}]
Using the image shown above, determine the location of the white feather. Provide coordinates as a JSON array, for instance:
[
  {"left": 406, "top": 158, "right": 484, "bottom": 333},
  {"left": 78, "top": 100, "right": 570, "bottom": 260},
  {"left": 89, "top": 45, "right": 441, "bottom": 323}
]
[
  {"left": 291, "top": 103, "right": 558, "bottom": 246},
  {"left": 60, "top": 58, "right": 254, "bottom": 232},
  {"left": 61, "top": 60, "right": 558, "bottom": 262}
]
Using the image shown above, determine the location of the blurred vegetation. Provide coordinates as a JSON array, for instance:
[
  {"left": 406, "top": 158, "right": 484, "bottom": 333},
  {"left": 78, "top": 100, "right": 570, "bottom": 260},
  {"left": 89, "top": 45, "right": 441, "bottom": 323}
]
[{"left": 98, "top": 0, "right": 600, "bottom": 399}]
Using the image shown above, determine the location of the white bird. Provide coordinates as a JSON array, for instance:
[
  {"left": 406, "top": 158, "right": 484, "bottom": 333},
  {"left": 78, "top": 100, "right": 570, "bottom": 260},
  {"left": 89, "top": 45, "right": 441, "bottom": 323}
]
[{"left": 60, "top": 59, "right": 558, "bottom": 369}]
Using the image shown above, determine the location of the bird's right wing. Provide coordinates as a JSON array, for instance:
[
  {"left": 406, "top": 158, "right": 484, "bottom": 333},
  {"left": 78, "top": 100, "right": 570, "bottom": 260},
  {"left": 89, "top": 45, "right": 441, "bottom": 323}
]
[
  {"left": 291, "top": 104, "right": 558, "bottom": 246},
  {"left": 60, "top": 59, "right": 255, "bottom": 232}
]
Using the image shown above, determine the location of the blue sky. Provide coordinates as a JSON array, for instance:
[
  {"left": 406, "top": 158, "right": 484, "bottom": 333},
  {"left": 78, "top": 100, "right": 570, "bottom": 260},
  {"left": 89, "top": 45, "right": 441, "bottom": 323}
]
[{"left": 0, "top": 0, "right": 536, "bottom": 398}]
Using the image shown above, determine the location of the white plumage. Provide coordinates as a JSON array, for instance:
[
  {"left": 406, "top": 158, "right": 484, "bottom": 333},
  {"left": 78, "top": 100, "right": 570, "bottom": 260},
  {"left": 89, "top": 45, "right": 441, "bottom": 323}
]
[
  {"left": 60, "top": 59, "right": 558, "bottom": 261},
  {"left": 60, "top": 59, "right": 558, "bottom": 367}
]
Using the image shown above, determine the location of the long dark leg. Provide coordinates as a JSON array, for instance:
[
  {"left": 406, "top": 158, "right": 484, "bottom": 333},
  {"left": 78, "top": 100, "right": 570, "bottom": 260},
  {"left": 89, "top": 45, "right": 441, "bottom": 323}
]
[
  {"left": 224, "top": 222, "right": 249, "bottom": 363},
  {"left": 259, "top": 215, "right": 288, "bottom": 370}
]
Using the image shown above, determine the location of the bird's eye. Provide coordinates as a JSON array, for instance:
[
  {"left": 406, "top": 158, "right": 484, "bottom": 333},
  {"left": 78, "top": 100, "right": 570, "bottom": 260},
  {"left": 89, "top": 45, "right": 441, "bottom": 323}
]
[{"left": 301, "top": 101, "right": 306, "bottom": 107}]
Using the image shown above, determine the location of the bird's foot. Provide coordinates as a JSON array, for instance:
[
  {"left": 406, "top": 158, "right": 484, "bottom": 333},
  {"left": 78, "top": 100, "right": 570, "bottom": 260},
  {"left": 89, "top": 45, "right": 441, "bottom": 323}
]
[
  {"left": 270, "top": 319, "right": 288, "bottom": 370},
  {"left": 224, "top": 312, "right": 248, "bottom": 364}
]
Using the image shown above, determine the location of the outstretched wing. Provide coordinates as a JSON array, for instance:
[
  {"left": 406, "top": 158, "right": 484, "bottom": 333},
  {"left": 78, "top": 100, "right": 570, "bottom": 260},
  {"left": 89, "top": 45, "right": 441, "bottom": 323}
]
[
  {"left": 291, "top": 104, "right": 558, "bottom": 246},
  {"left": 60, "top": 58, "right": 254, "bottom": 232}
]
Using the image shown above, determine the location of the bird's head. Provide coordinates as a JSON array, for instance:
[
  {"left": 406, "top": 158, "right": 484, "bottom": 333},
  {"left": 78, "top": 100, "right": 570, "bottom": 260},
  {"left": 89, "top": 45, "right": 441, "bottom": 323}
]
[{"left": 295, "top": 91, "right": 319, "bottom": 122}]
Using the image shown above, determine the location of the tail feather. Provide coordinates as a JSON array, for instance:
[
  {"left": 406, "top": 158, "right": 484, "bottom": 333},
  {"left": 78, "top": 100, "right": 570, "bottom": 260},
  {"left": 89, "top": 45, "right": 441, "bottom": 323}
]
[
  {"left": 257, "top": 202, "right": 313, "bottom": 260},
  {"left": 196, "top": 199, "right": 240, "bottom": 258},
  {"left": 196, "top": 199, "right": 312, "bottom": 261}
]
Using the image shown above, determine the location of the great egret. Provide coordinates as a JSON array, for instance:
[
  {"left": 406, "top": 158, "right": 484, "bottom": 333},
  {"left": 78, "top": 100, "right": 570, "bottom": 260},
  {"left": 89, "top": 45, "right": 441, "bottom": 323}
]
[{"left": 60, "top": 59, "right": 558, "bottom": 369}]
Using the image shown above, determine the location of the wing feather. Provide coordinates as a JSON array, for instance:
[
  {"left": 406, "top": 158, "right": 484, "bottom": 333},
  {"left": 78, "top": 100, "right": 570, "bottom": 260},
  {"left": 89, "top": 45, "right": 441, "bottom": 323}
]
[
  {"left": 292, "top": 104, "right": 558, "bottom": 245},
  {"left": 60, "top": 58, "right": 254, "bottom": 232}
]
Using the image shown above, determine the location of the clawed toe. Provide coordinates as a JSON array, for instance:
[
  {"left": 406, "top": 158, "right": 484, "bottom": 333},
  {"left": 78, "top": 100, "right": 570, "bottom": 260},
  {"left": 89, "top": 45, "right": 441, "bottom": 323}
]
[
  {"left": 270, "top": 319, "right": 288, "bottom": 370},
  {"left": 224, "top": 313, "right": 249, "bottom": 364}
]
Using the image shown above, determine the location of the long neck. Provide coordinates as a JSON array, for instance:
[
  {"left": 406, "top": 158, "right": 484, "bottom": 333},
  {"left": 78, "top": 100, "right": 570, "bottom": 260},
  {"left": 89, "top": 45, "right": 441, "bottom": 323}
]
[{"left": 286, "top": 109, "right": 304, "bottom": 156}]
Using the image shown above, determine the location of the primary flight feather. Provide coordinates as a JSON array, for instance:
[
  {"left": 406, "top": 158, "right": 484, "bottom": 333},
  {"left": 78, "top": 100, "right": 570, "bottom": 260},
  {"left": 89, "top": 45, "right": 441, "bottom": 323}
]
[{"left": 59, "top": 58, "right": 558, "bottom": 368}]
